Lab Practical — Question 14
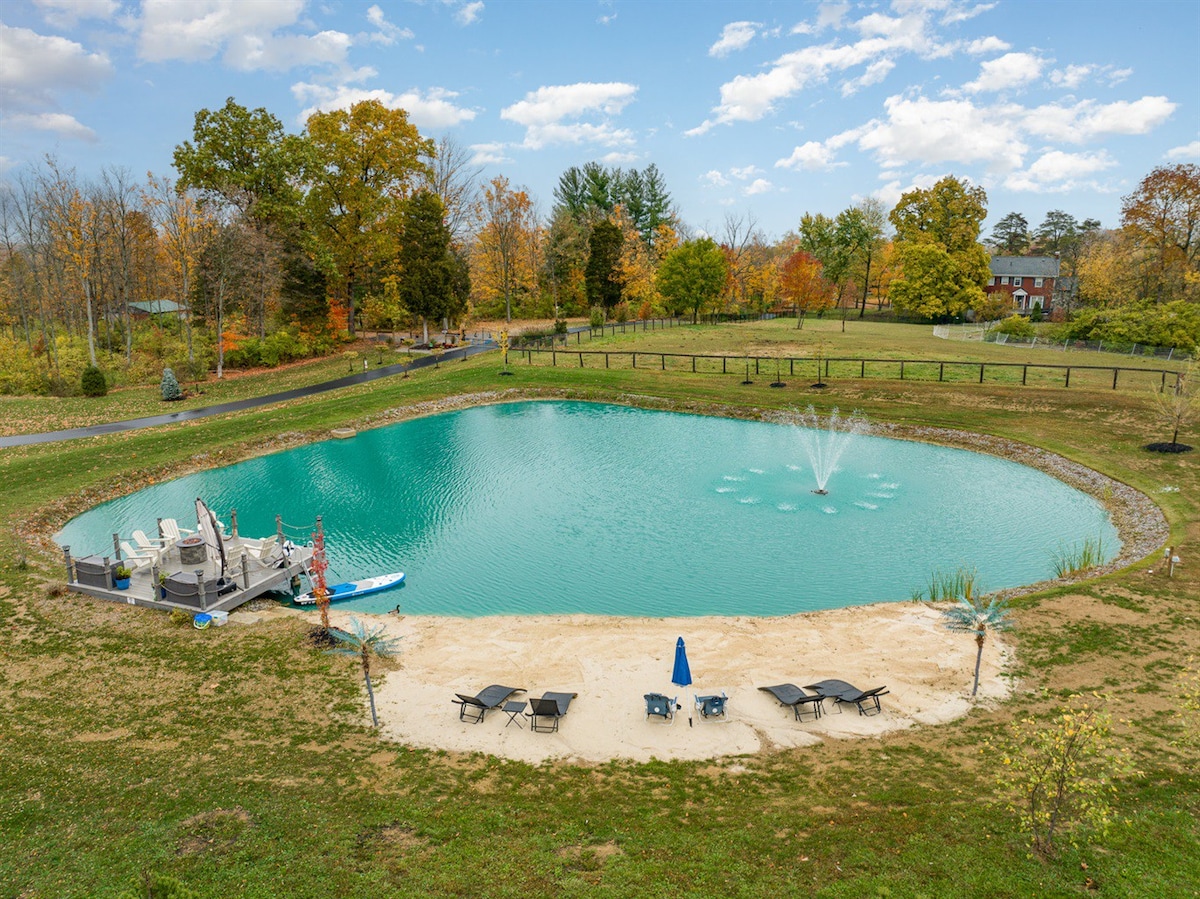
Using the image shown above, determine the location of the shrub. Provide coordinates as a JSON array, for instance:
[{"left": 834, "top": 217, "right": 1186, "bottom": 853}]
[
  {"left": 589, "top": 307, "right": 606, "bottom": 329},
  {"left": 613, "top": 301, "right": 630, "bottom": 323},
  {"left": 994, "top": 315, "right": 1036, "bottom": 339},
  {"left": 992, "top": 694, "right": 1135, "bottom": 858},
  {"left": 160, "top": 367, "right": 183, "bottom": 401},
  {"left": 553, "top": 318, "right": 568, "bottom": 335},
  {"left": 80, "top": 364, "right": 107, "bottom": 397}
]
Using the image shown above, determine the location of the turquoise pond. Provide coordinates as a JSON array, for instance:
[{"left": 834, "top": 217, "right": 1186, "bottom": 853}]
[{"left": 57, "top": 401, "right": 1119, "bottom": 617}]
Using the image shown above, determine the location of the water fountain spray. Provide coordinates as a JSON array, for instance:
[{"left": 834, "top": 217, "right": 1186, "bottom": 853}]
[{"left": 793, "top": 406, "right": 867, "bottom": 494}]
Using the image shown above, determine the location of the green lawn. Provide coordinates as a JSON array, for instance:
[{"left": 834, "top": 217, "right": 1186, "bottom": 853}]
[{"left": 1, "top": 322, "right": 1197, "bottom": 898}]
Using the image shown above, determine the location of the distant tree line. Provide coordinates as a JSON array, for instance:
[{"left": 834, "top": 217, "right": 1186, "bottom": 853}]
[{"left": 1, "top": 93, "right": 1196, "bottom": 396}]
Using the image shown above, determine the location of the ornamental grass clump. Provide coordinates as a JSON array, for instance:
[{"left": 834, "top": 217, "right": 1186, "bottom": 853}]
[{"left": 992, "top": 693, "right": 1135, "bottom": 858}]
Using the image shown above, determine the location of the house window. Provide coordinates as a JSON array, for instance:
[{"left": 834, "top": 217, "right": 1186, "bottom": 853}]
[
  {"left": 1034, "top": 277, "right": 1043, "bottom": 287},
  {"left": 1000, "top": 276, "right": 1009, "bottom": 285},
  {"left": 1014, "top": 277, "right": 1022, "bottom": 286}
]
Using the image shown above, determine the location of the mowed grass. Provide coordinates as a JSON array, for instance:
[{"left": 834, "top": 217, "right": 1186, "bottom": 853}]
[{"left": 1, "top": 321, "right": 1198, "bottom": 898}]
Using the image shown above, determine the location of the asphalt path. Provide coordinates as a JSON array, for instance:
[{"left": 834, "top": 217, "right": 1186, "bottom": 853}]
[{"left": 0, "top": 343, "right": 495, "bottom": 449}]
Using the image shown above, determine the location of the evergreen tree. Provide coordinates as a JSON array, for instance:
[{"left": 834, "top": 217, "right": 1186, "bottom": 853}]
[
  {"left": 161, "top": 367, "right": 182, "bottom": 401},
  {"left": 585, "top": 220, "right": 624, "bottom": 309},
  {"left": 397, "top": 190, "right": 455, "bottom": 345}
]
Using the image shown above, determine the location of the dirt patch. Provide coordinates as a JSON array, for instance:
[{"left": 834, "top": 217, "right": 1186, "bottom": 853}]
[{"left": 176, "top": 808, "right": 255, "bottom": 856}]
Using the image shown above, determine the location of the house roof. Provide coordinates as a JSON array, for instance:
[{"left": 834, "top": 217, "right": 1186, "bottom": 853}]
[
  {"left": 990, "top": 256, "right": 1060, "bottom": 277},
  {"left": 128, "top": 300, "right": 184, "bottom": 314}
]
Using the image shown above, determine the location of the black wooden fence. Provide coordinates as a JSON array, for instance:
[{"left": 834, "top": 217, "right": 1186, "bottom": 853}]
[{"left": 515, "top": 348, "right": 1184, "bottom": 392}]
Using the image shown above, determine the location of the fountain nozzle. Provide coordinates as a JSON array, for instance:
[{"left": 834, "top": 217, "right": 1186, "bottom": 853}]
[{"left": 812, "top": 488, "right": 829, "bottom": 495}]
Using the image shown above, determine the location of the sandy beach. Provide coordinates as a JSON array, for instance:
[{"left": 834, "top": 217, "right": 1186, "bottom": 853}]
[{"left": 306, "top": 602, "right": 1013, "bottom": 764}]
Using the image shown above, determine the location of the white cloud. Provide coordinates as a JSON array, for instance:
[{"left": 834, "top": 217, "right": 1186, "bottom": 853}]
[
  {"left": 966, "top": 36, "right": 1009, "bottom": 55},
  {"left": 710, "top": 21, "right": 760, "bottom": 57},
  {"left": 855, "top": 95, "right": 1026, "bottom": 172},
  {"left": 0, "top": 23, "right": 112, "bottom": 111},
  {"left": 601, "top": 151, "right": 639, "bottom": 164},
  {"left": 775, "top": 139, "right": 843, "bottom": 171},
  {"left": 366, "top": 5, "right": 414, "bottom": 45},
  {"left": 940, "top": 1, "right": 996, "bottom": 24},
  {"left": 730, "top": 165, "right": 763, "bottom": 179},
  {"left": 1167, "top": 141, "right": 1200, "bottom": 160},
  {"left": 744, "top": 178, "right": 773, "bottom": 195},
  {"left": 456, "top": 2, "right": 484, "bottom": 26},
  {"left": 1024, "top": 96, "right": 1176, "bottom": 142},
  {"left": 469, "top": 142, "right": 509, "bottom": 165},
  {"left": 136, "top": 0, "right": 352, "bottom": 71},
  {"left": 1004, "top": 149, "right": 1116, "bottom": 192},
  {"left": 872, "top": 173, "right": 945, "bottom": 209},
  {"left": 690, "top": 5, "right": 951, "bottom": 134},
  {"left": 501, "top": 82, "right": 637, "bottom": 149},
  {"left": 702, "top": 170, "right": 730, "bottom": 187},
  {"left": 962, "top": 52, "right": 1043, "bottom": 94},
  {"left": 34, "top": 0, "right": 118, "bottom": 27},
  {"left": 293, "top": 83, "right": 476, "bottom": 129},
  {"left": 1050, "top": 64, "right": 1094, "bottom": 90},
  {"left": 842, "top": 58, "right": 894, "bottom": 96},
  {"left": 5, "top": 111, "right": 98, "bottom": 142}
]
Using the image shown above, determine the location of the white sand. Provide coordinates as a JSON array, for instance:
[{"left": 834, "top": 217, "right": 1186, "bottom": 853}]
[{"left": 311, "top": 602, "right": 1012, "bottom": 764}]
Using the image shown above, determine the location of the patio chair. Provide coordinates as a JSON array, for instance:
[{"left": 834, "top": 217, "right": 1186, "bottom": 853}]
[
  {"left": 525, "top": 692, "right": 576, "bottom": 733},
  {"left": 158, "top": 518, "right": 194, "bottom": 543},
  {"left": 242, "top": 535, "right": 279, "bottom": 564},
  {"left": 804, "top": 679, "right": 889, "bottom": 716},
  {"left": 758, "top": 684, "right": 825, "bottom": 720},
  {"left": 118, "top": 542, "right": 157, "bottom": 570},
  {"left": 695, "top": 692, "right": 730, "bottom": 722},
  {"left": 452, "top": 685, "right": 525, "bottom": 723},
  {"left": 644, "top": 692, "right": 677, "bottom": 725},
  {"left": 132, "top": 529, "right": 167, "bottom": 552}
]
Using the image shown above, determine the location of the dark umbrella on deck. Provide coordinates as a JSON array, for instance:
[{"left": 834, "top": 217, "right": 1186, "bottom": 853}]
[{"left": 672, "top": 636, "right": 694, "bottom": 726}]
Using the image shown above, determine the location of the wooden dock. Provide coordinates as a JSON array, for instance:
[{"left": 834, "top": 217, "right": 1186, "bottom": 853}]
[{"left": 63, "top": 535, "right": 314, "bottom": 614}]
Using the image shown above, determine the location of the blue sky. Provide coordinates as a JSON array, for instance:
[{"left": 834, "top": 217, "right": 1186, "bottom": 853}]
[{"left": 2, "top": 0, "right": 1197, "bottom": 240}]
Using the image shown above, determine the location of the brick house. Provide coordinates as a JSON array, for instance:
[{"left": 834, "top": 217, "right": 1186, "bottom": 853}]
[{"left": 985, "top": 256, "right": 1061, "bottom": 314}]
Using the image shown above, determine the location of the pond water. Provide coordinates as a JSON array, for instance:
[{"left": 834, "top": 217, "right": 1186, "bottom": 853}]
[{"left": 57, "top": 401, "right": 1119, "bottom": 616}]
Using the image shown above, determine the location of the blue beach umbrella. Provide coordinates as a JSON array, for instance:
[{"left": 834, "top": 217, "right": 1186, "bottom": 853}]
[{"left": 672, "top": 637, "right": 693, "bottom": 725}]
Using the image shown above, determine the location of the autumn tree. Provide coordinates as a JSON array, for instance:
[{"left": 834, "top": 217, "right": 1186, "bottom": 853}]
[
  {"left": 656, "top": 238, "right": 728, "bottom": 322},
  {"left": 989, "top": 211, "right": 1030, "bottom": 256},
  {"left": 145, "top": 174, "right": 212, "bottom": 364},
  {"left": 472, "top": 176, "right": 539, "bottom": 321},
  {"left": 889, "top": 176, "right": 990, "bottom": 319},
  {"left": 1120, "top": 163, "right": 1200, "bottom": 304},
  {"left": 779, "top": 249, "right": 836, "bottom": 326},
  {"left": 301, "top": 100, "right": 432, "bottom": 337}
]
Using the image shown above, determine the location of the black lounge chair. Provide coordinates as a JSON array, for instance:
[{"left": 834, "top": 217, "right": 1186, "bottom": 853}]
[
  {"left": 758, "top": 684, "right": 825, "bottom": 720},
  {"left": 804, "top": 679, "right": 889, "bottom": 716},
  {"left": 452, "top": 684, "right": 525, "bottom": 723},
  {"left": 695, "top": 692, "right": 729, "bottom": 722},
  {"left": 644, "top": 692, "right": 677, "bottom": 725},
  {"left": 526, "top": 691, "right": 576, "bottom": 733}
]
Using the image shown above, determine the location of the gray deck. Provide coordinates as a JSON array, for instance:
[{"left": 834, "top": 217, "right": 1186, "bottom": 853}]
[{"left": 64, "top": 536, "right": 314, "bottom": 614}]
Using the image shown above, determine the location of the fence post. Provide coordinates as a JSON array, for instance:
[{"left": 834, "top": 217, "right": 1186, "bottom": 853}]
[
  {"left": 692, "top": 356, "right": 696, "bottom": 373},
  {"left": 939, "top": 362, "right": 944, "bottom": 382},
  {"left": 552, "top": 349, "right": 557, "bottom": 366},
  {"left": 1065, "top": 367, "right": 1071, "bottom": 387},
  {"left": 632, "top": 352, "right": 637, "bottom": 369},
  {"left": 1023, "top": 365, "right": 1028, "bottom": 385},
  {"left": 606, "top": 353, "right": 610, "bottom": 369},
  {"left": 579, "top": 352, "right": 584, "bottom": 368},
  {"left": 979, "top": 363, "right": 984, "bottom": 384},
  {"left": 861, "top": 360, "right": 865, "bottom": 378},
  {"left": 661, "top": 354, "right": 665, "bottom": 371},
  {"left": 1112, "top": 368, "right": 1119, "bottom": 390},
  {"left": 900, "top": 361, "right": 905, "bottom": 380},
  {"left": 722, "top": 357, "right": 727, "bottom": 374}
]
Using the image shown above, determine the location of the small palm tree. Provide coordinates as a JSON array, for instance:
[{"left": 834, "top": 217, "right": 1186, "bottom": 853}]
[
  {"left": 941, "top": 589, "right": 1013, "bottom": 697},
  {"left": 326, "top": 617, "right": 402, "bottom": 727}
]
